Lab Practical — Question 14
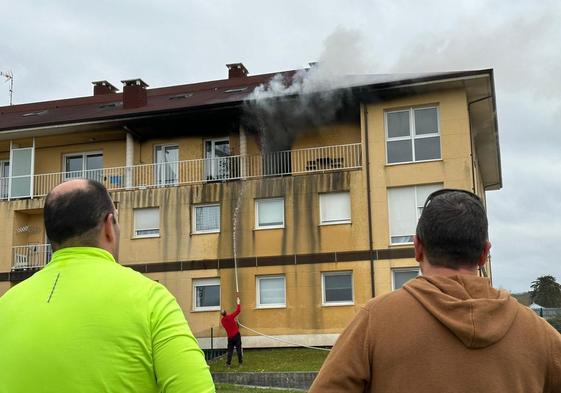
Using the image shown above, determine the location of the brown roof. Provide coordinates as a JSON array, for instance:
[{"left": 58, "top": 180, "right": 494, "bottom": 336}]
[{"left": 0, "top": 68, "right": 490, "bottom": 132}]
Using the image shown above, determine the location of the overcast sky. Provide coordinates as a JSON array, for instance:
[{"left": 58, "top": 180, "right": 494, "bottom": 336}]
[{"left": 1, "top": 1, "right": 560, "bottom": 292}]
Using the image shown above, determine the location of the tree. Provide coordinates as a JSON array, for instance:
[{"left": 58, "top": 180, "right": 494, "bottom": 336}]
[{"left": 530, "top": 275, "right": 561, "bottom": 308}]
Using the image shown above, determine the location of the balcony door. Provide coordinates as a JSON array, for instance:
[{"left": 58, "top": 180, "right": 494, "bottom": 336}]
[
  {"left": 63, "top": 152, "right": 103, "bottom": 182},
  {"left": 262, "top": 149, "right": 291, "bottom": 176},
  {"left": 154, "top": 144, "right": 179, "bottom": 186},
  {"left": 204, "top": 138, "right": 230, "bottom": 180},
  {"left": 9, "top": 147, "right": 34, "bottom": 199}
]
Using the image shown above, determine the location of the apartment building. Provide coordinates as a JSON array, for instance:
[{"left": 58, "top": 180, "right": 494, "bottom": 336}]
[{"left": 0, "top": 64, "right": 501, "bottom": 347}]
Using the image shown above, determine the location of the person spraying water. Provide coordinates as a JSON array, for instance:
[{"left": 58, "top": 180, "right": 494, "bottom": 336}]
[{"left": 220, "top": 293, "right": 243, "bottom": 368}]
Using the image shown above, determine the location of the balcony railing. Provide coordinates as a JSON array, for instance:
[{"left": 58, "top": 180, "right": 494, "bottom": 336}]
[
  {"left": 12, "top": 244, "right": 52, "bottom": 270},
  {"left": 0, "top": 143, "right": 362, "bottom": 200}
]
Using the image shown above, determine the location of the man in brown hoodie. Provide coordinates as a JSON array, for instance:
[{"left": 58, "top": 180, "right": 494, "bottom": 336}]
[{"left": 310, "top": 189, "right": 561, "bottom": 393}]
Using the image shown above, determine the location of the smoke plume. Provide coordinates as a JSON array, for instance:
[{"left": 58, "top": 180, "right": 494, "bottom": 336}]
[{"left": 243, "top": 27, "right": 370, "bottom": 153}]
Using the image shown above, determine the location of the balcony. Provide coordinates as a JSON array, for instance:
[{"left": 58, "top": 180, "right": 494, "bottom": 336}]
[
  {"left": 0, "top": 143, "right": 362, "bottom": 200},
  {"left": 12, "top": 244, "right": 52, "bottom": 270}
]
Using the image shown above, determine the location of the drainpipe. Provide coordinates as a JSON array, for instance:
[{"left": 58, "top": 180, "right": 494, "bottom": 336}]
[
  {"left": 467, "top": 95, "right": 492, "bottom": 278},
  {"left": 362, "top": 103, "right": 376, "bottom": 298},
  {"left": 467, "top": 95, "right": 491, "bottom": 194},
  {"left": 125, "top": 132, "right": 134, "bottom": 189}
]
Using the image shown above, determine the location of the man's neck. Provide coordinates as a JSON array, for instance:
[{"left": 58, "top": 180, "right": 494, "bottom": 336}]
[{"left": 420, "top": 262, "right": 479, "bottom": 277}]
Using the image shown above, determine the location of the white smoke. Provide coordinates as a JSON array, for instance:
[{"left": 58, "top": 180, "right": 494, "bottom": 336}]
[
  {"left": 248, "top": 26, "right": 370, "bottom": 100},
  {"left": 244, "top": 26, "right": 371, "bottom": 153}
]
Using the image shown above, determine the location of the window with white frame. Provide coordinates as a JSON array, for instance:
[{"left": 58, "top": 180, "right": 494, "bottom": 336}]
[
  {"left": 192, "top": 204, "right": 220, "bottom": 233},
  {"left": 0, "top": 160, "right": 9, "bottom": 199},
  {"left": 204, "top": 138, "right": 230, "bottom": 180},
  {"left": 320, "top": 192, "right": 351, "bottom": 224},
  {"left": 322, "top": 271, "right": 354, "bottom": 305},
  {"left": 256, "top": 275, "right": 286, "bottom": 308},
  {"left": 386, "top": 107, "right": 441, "bottom": 164},
  {"left": 388, "top": 184, "right": 442, "bottom": 244},
  {"left": 154, "top": 144, "right": 179, "bottom": 186},
  {"left": 193, "top": 278, "right": 221, "bottom": 311},
  {"left": 133, "top": 207, "right": 160, "bottom": 238},
  {"left": 392, "top": 268, "right": 420, "bottom": 290},
  {"left": 255, "top": 198, "right": 284, "bottom": 229},
  {"left": 63, "top": 152, "right": 103, "bottom": 181}
]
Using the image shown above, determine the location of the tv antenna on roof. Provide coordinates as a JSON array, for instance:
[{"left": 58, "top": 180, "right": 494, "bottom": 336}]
[{"left": 0, "top": 70, "right": 14, "bottom": 105}]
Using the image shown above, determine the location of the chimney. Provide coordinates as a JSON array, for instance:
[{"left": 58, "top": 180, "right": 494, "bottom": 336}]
[
  {"left": 226, "top": 63, "right": 249, "bottom": 79},
  {"left": 121, "top": 79, "right": 149, "bottom": 109},
  {"left": 92, "top": 80, "right": 118, "bottom": 96}
]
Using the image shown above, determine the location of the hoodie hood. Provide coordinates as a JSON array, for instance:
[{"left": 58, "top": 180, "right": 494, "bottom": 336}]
[{"left": 404, "top": 275, "right": 519, "bottom": 349}]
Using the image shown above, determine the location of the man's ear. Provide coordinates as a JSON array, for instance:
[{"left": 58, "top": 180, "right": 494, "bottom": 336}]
[
  {"left": 103, "top": 213, "right": 116, "bottom": 243},
  {"left": 414, "top": 235, "right": 424, "bottom": 263},
  {"left": 478, "top": 241, "right": 492, "bottom": 267}
]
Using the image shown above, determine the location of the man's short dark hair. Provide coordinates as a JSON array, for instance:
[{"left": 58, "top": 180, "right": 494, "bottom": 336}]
[
  {"left": 44, "top": 180, "right": 115, "bottom": 248},
  {"left": 416, "top": 190, "right": 488, "bottom": 268}
]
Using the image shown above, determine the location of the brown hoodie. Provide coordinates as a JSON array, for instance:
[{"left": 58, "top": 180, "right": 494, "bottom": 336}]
[{"left": 309, "top": 275, "right": 561, "bottom": 393}]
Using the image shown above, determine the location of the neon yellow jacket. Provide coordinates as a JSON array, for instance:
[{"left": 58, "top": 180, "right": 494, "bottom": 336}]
[{"left": 0, "top": 247, "right": 215, "bottom": 393}]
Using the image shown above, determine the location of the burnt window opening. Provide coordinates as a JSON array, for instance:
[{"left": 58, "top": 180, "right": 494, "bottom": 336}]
[{"left": 262, "top": 149, "right": 292, "bottom": 177}]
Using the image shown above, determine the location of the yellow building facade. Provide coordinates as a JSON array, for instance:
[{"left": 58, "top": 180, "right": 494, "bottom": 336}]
[{"left": 0, "top": 66, "right": 501, "bottom": 348}]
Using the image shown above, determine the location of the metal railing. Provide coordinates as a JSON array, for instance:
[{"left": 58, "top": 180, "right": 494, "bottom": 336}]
[
  {"left": 12, "top": 244, "right": 52, "bottom": 270},
  {"left": 532, "top": 307, "right": 561, "bottom": 319},
  {"left": 0, "top": 143, "right": 362, "bottom": 199},
  {"left": 198, "top": 326, "right": 228, "bottom": 361}
]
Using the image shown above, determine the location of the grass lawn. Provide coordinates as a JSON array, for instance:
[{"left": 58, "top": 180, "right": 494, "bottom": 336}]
[
  {"left": 215, "top": 383, "right": 303, "bottom": 393},
  {"left": 209, "top": 348, "right": 329, "bottom": 373}
]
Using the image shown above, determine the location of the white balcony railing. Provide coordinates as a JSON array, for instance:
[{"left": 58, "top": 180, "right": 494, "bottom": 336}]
[
  {"left": 12, "top": 244, "right": 52, "bottom": 270},
  {"left": 0, "top": 143, "right": 362, "bottom": 200}
]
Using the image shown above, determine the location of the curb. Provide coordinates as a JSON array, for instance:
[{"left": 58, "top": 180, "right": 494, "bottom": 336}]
[{"left": 212, "top": 371, "right": 318, "bottom": 390}]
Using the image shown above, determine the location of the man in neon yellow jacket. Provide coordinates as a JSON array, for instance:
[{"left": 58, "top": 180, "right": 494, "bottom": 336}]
[{"left": 0, "top": 179, "right": 215, "bottom": 393}]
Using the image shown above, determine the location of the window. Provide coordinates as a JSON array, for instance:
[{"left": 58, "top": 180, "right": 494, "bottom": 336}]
[
  {"left": 388, "top": 184, "right": 442, "bottom": 244},
  {"left": 386, "top": 107, "right": 440, "bottom": 164},
  {"left": 255, "top": 198, "right": 284, "bottom": 229},
  {"left": 10, "top": 147, "right": 34, "bottom": 199},
  {"left": 63, "top": 152, "right": 103, "bottom": 181},
  {"left": 204, "top": 138, "right": 230, "bottom": 180},
  {"left": 256, "top": 275, "right": 286, "bottom": 308},
  {"left": 0, "top": 160, "right": 9, "bottom": 199},
  {"left": 392, "top": 268, "right": 420, "bottom": 290},
  {"left": 154, "top": 144, "right": 179, "bottom": 186},
  {"left": 193, "top": 204, "right": 220, "bottom": 233},
  {"left": 193, "top": 278, "right": 221, "bottom": 311},
  {"left": 320, "top": 192, "right": 351, "bottom": 224},
  {"left": 133, "top": 207, "right": 160, "bottom": 238},
  {"left": 322, "top": 271, "right": 354, "bottom": 306}
]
